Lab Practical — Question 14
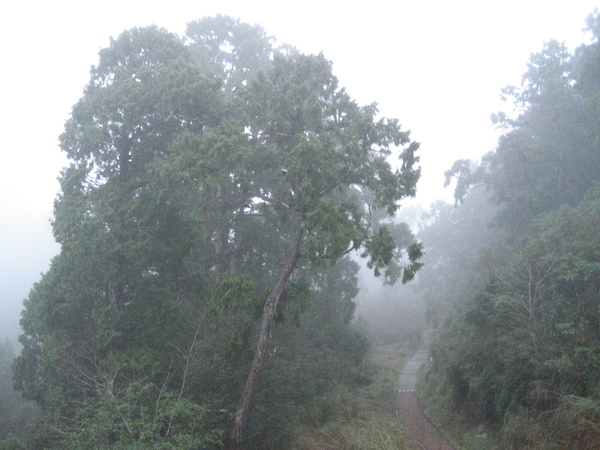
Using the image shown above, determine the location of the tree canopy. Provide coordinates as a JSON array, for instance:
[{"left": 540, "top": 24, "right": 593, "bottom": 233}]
[
  {"left": 14, "top": 17, "right": 421, "bottom": 448},
  {"left": 446, "top": 21, "right": 600, "bottom": 232}
]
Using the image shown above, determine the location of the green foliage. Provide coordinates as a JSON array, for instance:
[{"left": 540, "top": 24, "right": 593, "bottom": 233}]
[
  {"left": 448, "top": 33, "right": 600, "bottom": 232},
  {"left": 186, "top": 15, "right": 273, "bottom": 91},
  {"left": 414, "top": 189, "right": 503, "bottom": 329},
  {"left": 433, "top": 190, "right": 600, "bottom": 420},
  {"left": 547, "top": 395, "right": 600, "bottom": 448},
  {"left": 419, "top": 15, "right": 600, "bottom": 446},
  {"left": 241, "top": 259, "right": 371, "bottom": 447},
  {"left": 209, "top": 275, "right": 257, "bottom": 315},
  {"left": 239, "top": 50, "right": 421, "bottom": 277},
  {"left": 16, "top": 15, "right": 421, "bottom": 447},
  {"left": 289, "top": 343, "right": 411, "bottom": 449},
  {"left": 276, "top": 280, "right": 313, "bottom": 326},
  {"left": 362, "top": 227, "right": 396, "bottom": 277},
  {"left": 402, "top": 241, "right": 424, "bottom": 283},
  {"left": 57, "top": 381, "right": 222, "bottom": 449}
]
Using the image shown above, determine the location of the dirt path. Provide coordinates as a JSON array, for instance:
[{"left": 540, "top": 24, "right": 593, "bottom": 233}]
[{"left": 396, "top": 345, "right": 453, "bottom": 449}]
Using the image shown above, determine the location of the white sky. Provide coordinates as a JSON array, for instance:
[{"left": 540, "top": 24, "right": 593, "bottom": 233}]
[{"left": 1, "top": 0, "right": 597, "bottom": 343}]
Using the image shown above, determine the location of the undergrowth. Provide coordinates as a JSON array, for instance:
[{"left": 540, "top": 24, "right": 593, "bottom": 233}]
[
  {"left": 288, "top": 343, "right": 413, "bottom": 449},
  {"left": 418, "top": 352, "right": 600, "bottom": 449}
]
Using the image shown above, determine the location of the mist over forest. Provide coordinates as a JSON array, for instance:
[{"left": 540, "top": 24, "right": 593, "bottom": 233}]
[{"left": 1, "top": 8, "right": 600, "bottom": 449}]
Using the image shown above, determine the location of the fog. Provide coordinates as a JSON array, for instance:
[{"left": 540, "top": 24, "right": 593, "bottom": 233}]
[
  {"left": 0, "top": 212, "right": 59, "bottom": 348},
  {"left": 1, "top": 0, "right": 596, "bottom": 347},
  {"left": 356, "top": 268, "right": 427, "bottom": 345}
]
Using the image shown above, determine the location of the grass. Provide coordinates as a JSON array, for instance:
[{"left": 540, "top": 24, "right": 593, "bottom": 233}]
[{"left": 288, "top": 342, "right": 415, "bottom": 449}]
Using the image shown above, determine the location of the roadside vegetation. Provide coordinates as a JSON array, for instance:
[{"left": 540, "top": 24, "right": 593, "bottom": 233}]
[
  {"left": 415, "top": 12, "right": 600, "bottom": 449},
  {"left": 289, "top": 340, "right": 414, "bottom": 449}
]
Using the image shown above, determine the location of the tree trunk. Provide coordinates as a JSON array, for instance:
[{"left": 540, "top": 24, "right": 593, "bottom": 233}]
[{"left": 227, "top": 226, "right": 304, "bottom": 449}]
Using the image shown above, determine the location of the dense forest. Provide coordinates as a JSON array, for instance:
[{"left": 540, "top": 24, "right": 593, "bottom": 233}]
[
  {"left": 418, "top": 12, "right": 600, "bottom": 449},
  {"left": 5, "top": 16, "right": 421, "bottom": 449},
  {"left": 2, "top": 10, "right": 599, "bottom": 450}
]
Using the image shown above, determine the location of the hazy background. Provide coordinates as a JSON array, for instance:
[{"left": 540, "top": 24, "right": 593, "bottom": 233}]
[{"left": 1, "top": 0, "right": 596, "bottom": 346}]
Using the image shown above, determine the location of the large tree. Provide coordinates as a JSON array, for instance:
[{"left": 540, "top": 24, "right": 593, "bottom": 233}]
[
  {"left": 225, "top": 52, "right": 421, "bottom": 446},
  {"left": 15, "top": 18, "right": 422, "bottom": 448},
  {"left": 15, "top": 26, "right": 226, "bottom": 447}
]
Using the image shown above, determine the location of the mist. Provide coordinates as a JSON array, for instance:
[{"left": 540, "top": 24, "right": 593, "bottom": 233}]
[
  {"left": 1, "top": 3, "right": 599, "bottom": 447},
  {"left": 1, "top": 1, "right": 594, "bottom": 346},
  {"left": 0, "top": 210, "right": 57, "bottom": 348}
]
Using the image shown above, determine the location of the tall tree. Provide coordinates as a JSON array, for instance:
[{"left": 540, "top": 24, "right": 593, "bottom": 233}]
[
  {"left": 15, "top": 18, "right": 422, "bottom": 448},
  {"left": 446, "top": 35, "right": 600, "bottom": 232},
  {"left": 226, "top": 52, "right": 421, "bottom": 447},
  {"left": 14, "top": 26, "right": 226, "bottom": 447}
]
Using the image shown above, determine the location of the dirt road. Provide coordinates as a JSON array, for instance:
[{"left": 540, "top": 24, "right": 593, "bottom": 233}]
[{"left": 396, "top": 346, "right": 453, "bottom": 449}]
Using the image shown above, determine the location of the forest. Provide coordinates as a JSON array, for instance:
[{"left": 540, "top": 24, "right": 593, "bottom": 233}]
[
  {"left": 1, "top": 11, "right": 599, "bottom": 450},
  {"left": 417, "top": 12, "right": 600, "bottom": 448}
]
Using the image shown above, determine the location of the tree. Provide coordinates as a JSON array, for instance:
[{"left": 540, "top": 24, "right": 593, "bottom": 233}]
[
  {"left": 226, "top": 52, "right": 421, "bottom": 446},
  {"left": 15, "top": 18, "right": 422, "bottom": 448},
  {"left": 416, "top": 188, "right": 504, "bottom": 327},
  {"left": 446, "top": 35, "right": 600, "bottom": 233},
  {"left": 424, "top": 14, "right": 600, "bottom": 445},
  {"left": 241, "top": 256, "right": 369, "bottom": 447},
  {"left": 14, "top": 26, "right": 225, "bottom": 446},
  {"left": 435, "top": 189, "right": 600, "bottom": 433},
  {"left": 185, "top": 15, "right": 274, "bottom": 91}
]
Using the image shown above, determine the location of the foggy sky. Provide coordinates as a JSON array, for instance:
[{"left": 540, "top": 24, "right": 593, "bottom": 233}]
[{"left": 1, "top": 0, "right": 596, "bottom": 345}]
